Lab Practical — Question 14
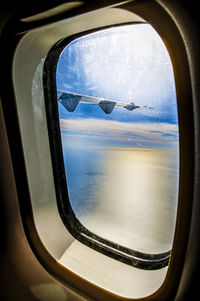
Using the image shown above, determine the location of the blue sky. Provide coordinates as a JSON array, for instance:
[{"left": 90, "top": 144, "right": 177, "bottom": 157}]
[{"left": 56, "top": 24, "right": 179, "bottom": 148}]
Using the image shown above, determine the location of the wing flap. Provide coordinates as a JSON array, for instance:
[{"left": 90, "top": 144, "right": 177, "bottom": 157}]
[
  {"left": 98, "top": 100, "right": 116, "bottom": 114},
  {"left": 59, "top": 93, "right": 81, "bottom": 112}
]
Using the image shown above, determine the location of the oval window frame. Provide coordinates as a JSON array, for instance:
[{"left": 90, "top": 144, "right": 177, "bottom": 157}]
[{"left": 43, "top": 23, "right": 179, "bottom": 270}]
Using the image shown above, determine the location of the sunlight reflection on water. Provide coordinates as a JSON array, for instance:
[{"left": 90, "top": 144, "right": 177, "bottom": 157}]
[{"left": 64, "top": 147, "right": 179, "bottom": 254}]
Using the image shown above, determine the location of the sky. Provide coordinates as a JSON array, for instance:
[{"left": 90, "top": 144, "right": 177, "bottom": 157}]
[{"left": 56, "top": 24, "right": 179, "bottom": 149}]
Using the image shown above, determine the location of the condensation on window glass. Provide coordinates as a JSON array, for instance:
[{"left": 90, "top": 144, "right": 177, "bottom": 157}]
[{"left": 56, "top": 24, "right": 179, "bottom": 254}]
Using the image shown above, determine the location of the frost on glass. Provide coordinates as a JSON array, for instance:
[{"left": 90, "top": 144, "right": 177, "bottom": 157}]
[{"left": 56, "top": 24, "right": 179, "bottom": 254}]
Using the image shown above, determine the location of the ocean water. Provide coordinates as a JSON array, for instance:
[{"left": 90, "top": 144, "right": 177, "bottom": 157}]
[{"left": 63, "top": 146, "right": 179, "bottom": 255}]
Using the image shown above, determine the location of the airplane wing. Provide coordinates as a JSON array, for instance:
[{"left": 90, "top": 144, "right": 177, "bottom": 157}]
[{"left": 57, "top": 90, "right": 153, "bottom": 114}]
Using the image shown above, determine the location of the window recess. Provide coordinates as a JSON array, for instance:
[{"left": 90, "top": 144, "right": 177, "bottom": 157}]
[{"left": 43, "top": 23, "right": 179, "bottom": 270}]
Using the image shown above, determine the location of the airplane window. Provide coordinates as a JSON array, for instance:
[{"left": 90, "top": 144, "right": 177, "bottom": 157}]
[{"left": 47, "top": 24, "right": 179, "bottom": 269}]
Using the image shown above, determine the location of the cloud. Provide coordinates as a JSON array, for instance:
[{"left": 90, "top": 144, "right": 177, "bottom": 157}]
[
  {"left": 60, "top": 118, "right": 179, "bottom": 148},
  {"left": 57, "top": 24, "right": 178, "bottom": 124}
]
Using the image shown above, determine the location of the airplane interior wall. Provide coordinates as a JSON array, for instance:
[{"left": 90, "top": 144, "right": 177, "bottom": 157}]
[{"left": 0, "top": 1, "right": 200, "bottom": 300}]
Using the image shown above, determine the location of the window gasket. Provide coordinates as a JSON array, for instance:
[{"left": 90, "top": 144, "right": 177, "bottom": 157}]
[{"left": 43, "top": 23, "right": 172, "bottom": 270}]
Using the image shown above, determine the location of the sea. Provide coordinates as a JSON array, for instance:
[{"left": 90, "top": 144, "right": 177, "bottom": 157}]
[{"left": 63, "top": 145, "right": 179, "bottom": 255}]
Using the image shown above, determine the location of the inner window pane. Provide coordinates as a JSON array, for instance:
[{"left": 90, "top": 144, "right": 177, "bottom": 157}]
[{"left": 56, "top": 24, "right": 179, "bottom": 255}]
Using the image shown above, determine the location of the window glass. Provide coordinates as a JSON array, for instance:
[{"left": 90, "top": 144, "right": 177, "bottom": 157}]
[{"left": 56, "top": 24, "right": 179, "bottom": 255}]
